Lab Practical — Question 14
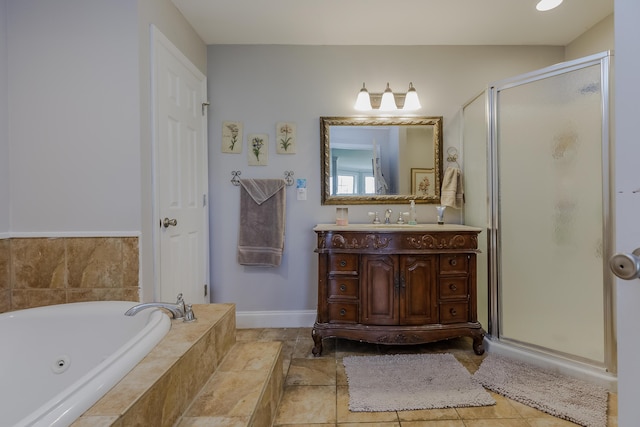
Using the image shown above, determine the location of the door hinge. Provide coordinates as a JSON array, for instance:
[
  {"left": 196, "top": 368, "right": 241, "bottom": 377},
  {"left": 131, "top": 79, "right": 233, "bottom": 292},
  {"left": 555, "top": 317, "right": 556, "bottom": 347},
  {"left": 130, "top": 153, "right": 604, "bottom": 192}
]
[
  {"left": 203, "top": 194, "right": 207, "bottom": 207},
  {"left": 204, "top": 284, "right": 208, "bottom": 297},
  {"left": 202, "top": 101, "right": 210, "bottom": 116}
]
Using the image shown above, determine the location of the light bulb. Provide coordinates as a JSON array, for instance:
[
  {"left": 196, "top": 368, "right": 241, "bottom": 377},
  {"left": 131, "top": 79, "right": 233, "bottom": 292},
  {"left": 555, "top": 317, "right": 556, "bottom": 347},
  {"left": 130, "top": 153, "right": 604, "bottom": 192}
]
[
  {"left": 536, "top": 0, "right": 563, "bottom": 11},
  {"left": 354, "top": 83, "right": 372, "bottom": 111},
  {"left": 379, "top": 83, "right": 397, "bottom": 111},
  {"left": 403, "top": 82, "right": 421, "bottom": 111}
]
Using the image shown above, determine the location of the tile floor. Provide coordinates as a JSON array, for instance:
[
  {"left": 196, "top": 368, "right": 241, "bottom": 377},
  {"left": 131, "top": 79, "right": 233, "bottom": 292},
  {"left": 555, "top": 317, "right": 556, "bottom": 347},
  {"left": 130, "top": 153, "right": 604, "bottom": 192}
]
[{"left": 236, "top": 327, "right": 618, "bottom": 427}]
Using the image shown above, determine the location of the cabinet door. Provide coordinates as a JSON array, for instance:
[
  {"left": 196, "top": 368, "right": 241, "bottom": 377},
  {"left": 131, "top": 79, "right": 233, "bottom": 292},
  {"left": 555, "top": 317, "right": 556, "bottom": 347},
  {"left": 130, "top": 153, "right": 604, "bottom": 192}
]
[
  {"left": 361, "top": 255, "right": 399, "bottom": 325},
  {"left": 400, "top": 255, "right": 438, "bottom": 325}
]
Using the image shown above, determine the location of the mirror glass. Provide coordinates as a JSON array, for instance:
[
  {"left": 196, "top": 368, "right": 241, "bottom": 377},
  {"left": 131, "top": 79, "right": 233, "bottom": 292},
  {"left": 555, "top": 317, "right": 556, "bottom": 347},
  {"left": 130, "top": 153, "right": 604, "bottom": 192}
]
[{"left": 320, "top": 116, "right": 443, "bottom": 205}]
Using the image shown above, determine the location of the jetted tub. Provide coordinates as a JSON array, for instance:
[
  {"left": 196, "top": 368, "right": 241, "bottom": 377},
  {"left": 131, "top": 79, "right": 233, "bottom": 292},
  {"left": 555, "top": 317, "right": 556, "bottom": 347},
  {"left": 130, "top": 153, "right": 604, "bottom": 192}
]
[{"left": 0, "top": 301, "right": 171, "bottom": 427}]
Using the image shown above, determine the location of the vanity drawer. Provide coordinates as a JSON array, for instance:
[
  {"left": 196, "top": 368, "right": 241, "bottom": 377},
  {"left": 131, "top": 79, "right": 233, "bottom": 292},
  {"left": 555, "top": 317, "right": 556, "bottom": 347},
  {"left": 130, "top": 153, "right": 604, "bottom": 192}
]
[
  {"left": 438, "top": 277, "right": 469, "bottom": 300},
  {"left": 439, "top": 302, "right": 469, "bottom": 324},
  {"left": 328, "top": 277, "right": 359, "bottom": 299},
  {"left": 328, "top": 302, "right": 359, "bottom": 323},
  {"left": 439, "top": 254, "right": 469, "bottom": 274},
  {"left": 328, "top": 254, "right": 359, "bottom": 275}
]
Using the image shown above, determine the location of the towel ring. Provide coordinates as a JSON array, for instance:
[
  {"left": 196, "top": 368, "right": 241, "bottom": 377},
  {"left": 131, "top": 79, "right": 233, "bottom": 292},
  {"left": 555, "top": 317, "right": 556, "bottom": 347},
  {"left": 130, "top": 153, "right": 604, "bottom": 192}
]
[{"left": 446, "top": 147, "right": 460, "bottom": 168}]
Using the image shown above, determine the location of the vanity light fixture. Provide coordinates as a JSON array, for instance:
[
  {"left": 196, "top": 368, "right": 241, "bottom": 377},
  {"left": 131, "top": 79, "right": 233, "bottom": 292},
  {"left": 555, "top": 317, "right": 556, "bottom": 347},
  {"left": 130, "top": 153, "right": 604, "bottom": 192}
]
[
  {"left": 536, "top": 0, "right": 563, "bottom": 11},
  {"left": 354, "top": 82, "right": 422, "bottom": 111}
]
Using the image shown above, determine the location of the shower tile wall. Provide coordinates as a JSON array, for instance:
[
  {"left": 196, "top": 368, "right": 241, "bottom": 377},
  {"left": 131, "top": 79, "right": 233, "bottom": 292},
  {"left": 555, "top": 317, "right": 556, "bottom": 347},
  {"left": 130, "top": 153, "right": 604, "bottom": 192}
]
[{"left": 0, "top": 237, "right": 139, "bottom": 313}]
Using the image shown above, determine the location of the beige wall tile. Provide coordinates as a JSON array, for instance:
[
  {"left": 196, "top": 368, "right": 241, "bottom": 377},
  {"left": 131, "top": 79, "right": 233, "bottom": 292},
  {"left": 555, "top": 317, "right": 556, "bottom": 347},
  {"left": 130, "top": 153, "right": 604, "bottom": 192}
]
[
  {"left": 12, "top": 238, "right": 65, "bottom": 289},
  {"left": 0, "top": 239, "right": 9, "bottom": 290},
  {"left": 0, "top": 290, "right": 10, "bottom": 313},
  {"left": 12, "top": 289, "right": 66, "bottom": 309},
  {"left": 3, "top": 236, "right": 139, "bottom": 311},
  {"left": 122, "top": 237, "right": 139, "bottom": 288},
  {"left": 67, "top": 238, "right": 122, "bottom": 289},
  {"left": 67, "top": 288, "right": 125, "bottom": 303}
]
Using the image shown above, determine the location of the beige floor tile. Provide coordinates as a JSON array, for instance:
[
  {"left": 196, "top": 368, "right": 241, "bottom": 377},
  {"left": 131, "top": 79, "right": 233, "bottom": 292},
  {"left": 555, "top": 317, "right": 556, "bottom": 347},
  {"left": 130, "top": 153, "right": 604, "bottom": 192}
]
[
  {"left": 259, "top": 328, "right": 299, "bottom": 341},
  {"left": 339, "top": 423, "right": 400, "bottom": 427},
  {"left": 274, "top": 385, "right": 337, "bottom": 424},
  {"left": 525, "top": 418, "right": 582, "bottom": 426},
  {"left": 608, "top": 393, "right": 617, "bottom": 416},
  {"left": 293, "top": 335, "right": 319, "bottom": 358},
  {"left": 454, "top": 392, "right": 520, "bottom": 420},
  {"left": 206, "top": 328, "right": 619, "bottom": 427},
  {"left": 463, "top": 420, "right": 530, "bottom": 427},
  {"left": 397, "top": 407, "right": 461, "bottom": 422},
  {"left": 336, "top": 338, "right": 381, "bottom": 357},
  {"left": 235, "top": 328, "right": 263, "bottom": 341},
  {"left": 286, "top": 358, "right": 337, "bottom": 386},
  {"left": 336, "top": 386, "right": 399, "bottom": 424},
  {"left": 186, "top": 371, "right": 266, "bottom": 418},
  {"left": 219, "top": 341, "right": 280, "bottom": 372},
  {"left": 275, "top": 424, "right": 335, "bottom": 427},
  {"left": 506, "top": 399, "right": 556, "bottom": 419},
  {"left": 178, "top": 416, "right": 249, "bottom": 426},
  {"left": 399, "top": 421, "right": 466, "bottom": 427}
]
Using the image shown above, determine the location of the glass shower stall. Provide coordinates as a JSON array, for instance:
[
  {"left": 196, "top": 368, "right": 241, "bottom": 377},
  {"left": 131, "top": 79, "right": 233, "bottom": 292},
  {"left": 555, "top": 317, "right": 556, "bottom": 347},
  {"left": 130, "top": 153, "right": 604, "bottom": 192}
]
[{"left": 462, "top": 52, "right": 616, "bottom": 384}]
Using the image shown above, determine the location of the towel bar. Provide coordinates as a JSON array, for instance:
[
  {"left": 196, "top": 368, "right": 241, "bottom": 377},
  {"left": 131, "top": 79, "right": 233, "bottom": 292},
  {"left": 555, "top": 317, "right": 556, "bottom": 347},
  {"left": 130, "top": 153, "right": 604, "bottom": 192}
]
[{"left": 231, "top": 170, "right": 294, "bottom": 186}]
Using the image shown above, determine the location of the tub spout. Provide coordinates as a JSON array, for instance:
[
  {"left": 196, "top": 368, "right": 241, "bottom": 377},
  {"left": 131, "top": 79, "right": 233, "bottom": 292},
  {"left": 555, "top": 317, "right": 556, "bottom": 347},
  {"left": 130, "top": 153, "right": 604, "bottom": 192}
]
[{"left": 125, "top": 293, "right": 196, "bottom": 322}]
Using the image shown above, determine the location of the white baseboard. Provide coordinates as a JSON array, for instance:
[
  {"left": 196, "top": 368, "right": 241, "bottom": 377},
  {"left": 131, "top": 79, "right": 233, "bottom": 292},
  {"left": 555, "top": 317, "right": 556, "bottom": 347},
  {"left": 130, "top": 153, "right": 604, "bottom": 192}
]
[
  {"left": 236, "top": 310, "right": 316, "bottom": 329},
  {"left": 485, "top": 337, "right": 618, "bottom": 392}
]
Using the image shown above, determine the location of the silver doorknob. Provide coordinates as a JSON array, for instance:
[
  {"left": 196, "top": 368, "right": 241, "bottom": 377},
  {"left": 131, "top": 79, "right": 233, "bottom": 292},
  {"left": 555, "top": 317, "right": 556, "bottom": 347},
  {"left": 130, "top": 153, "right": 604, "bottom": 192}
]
[
  {"left": 163, "top": 217, "right": 178, "bottom": 228},
  {"left": 609, "top": 248, "right": 640, "bottom": 280}
]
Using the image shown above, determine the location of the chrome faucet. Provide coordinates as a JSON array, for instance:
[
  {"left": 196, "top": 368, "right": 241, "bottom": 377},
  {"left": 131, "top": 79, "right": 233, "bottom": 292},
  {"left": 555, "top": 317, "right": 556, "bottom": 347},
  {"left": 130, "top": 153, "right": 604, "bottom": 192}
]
[
  {"left": 384, "top": 209, "right": 393, "bottom": 224},
  {"left": 124, "top": 293, "right": 197, "bottom": 322}
]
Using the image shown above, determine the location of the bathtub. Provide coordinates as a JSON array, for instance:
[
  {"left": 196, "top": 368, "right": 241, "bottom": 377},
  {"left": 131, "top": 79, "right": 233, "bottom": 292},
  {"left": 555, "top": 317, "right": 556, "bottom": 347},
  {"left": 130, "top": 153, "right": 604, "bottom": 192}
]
[{"left": 0, "top": 301, "right": 171, "bottom": 427}]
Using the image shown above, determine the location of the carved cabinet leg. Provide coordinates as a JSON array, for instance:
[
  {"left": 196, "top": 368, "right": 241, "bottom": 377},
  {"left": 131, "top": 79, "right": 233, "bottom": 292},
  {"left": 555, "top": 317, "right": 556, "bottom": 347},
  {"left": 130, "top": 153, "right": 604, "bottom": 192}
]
[
  {"left": 472, "top": 332, "right": 485, "bottom": 355},
  {"left": 312, "top": 329, "right": 323, "bottom": 356}
]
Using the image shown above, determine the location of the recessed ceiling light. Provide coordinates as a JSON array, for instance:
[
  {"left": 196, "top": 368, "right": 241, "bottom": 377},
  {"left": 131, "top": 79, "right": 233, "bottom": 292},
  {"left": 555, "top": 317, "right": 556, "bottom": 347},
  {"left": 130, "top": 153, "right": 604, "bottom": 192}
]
[{"left": 536, "top": 0, "right": 563, "bottom": 11}]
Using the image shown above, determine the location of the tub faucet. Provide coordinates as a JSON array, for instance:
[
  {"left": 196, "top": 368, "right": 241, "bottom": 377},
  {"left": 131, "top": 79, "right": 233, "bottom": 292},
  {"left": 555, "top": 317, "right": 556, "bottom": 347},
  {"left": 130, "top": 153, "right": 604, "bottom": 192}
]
[{"left": 124, "top": 293, "right": 196, "bottom": 322}]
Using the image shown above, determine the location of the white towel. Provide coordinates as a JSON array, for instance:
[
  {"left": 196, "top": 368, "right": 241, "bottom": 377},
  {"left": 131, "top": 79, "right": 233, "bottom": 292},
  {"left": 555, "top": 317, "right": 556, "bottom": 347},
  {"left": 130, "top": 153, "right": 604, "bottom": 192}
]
[{"left": 440, "top": 167, "right": 464, "bottom": 209}]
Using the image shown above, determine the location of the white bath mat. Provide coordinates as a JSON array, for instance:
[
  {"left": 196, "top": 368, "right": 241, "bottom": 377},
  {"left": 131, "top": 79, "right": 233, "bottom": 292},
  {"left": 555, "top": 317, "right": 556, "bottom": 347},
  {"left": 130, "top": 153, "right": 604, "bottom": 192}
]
[{"left": 343, "top": 353, "right": 495, "bottom": 412}]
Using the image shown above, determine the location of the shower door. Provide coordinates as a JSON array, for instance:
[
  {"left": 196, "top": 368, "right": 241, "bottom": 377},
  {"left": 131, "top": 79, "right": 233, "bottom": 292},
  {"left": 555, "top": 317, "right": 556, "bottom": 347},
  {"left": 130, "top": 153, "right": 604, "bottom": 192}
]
[{"left": 489, "top": 52, "right": 613, "bottom": 369}]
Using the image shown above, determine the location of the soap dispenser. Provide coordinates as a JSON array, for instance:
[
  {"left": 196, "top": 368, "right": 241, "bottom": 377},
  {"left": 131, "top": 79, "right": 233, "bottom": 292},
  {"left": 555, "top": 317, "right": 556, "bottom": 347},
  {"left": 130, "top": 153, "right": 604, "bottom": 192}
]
[{"left": 408, "top": 200, "right": 417, "bottom": 225}]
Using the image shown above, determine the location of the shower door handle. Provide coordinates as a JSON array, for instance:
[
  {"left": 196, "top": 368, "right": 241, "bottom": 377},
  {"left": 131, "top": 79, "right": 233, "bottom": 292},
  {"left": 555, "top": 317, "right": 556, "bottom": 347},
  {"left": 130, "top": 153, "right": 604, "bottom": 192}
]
[{"left": 609, "top": 248, "right": 640, "bottom": 280}]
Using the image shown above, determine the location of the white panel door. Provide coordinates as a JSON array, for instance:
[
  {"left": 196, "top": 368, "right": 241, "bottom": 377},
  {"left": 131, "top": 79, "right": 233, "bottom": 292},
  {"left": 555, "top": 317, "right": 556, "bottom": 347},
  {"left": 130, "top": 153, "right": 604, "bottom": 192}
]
[
  {"left": 613, "top": 0, "right": 640, "bottom": 422},
  {"left": 152, "top": 26, "right": 208, "bottom": 304}
]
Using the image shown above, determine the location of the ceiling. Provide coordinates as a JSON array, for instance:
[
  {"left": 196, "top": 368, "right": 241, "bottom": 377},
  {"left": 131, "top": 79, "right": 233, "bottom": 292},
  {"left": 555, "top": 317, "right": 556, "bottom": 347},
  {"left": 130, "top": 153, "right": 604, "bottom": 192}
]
[{"left": 171, "top": 0, "right": 613, "bottom": 46}]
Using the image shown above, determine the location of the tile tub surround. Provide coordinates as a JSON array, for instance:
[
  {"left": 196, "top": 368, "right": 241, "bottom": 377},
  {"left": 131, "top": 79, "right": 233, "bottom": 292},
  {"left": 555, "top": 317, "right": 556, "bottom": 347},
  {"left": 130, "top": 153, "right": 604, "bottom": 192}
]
[
  {"left": 179, "top": 341, "right": 284, "bottom": 426},
  {"left": 72, "top": 303, "right": 237, "bottom": 427},
  {"left": 0, "top": 236, "right": 140, "bottom": 313}
]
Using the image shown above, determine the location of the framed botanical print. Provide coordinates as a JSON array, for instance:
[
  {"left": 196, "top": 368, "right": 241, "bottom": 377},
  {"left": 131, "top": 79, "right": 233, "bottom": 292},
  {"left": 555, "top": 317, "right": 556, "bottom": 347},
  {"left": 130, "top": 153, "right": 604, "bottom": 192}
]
[
  {"left": 222, "top": 121, "right": 242, "bottom": 153},
  {"left": 411, "top": 168, "right": 435, "bottom": 196},
  {"left": 248, "top": 133, "right": 268, "bottom": 166}
]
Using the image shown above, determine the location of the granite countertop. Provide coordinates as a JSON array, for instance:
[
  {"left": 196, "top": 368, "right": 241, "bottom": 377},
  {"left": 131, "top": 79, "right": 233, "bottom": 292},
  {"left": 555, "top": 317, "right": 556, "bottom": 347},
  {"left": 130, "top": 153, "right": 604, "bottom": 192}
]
[{"left": 313, "top": 223, "right": 483, "bottom": 232}]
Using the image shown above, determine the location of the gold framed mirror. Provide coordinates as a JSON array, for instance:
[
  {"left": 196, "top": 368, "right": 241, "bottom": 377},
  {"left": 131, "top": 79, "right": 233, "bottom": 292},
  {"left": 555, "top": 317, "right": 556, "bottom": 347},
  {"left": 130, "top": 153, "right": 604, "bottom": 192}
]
[{"left": 320, "top": 116, "right": 443, "bottom": 205}]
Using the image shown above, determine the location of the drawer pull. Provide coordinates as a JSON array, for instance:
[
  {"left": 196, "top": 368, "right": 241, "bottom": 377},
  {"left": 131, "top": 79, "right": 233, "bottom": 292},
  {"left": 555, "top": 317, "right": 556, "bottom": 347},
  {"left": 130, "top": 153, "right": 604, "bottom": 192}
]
[
  {"left": 450, "top": 308, "right": 458, "bottom": 316},
  {"left": 339, "top": 284, "right": 347, "bottom": 292},
  {"left": 449, "top": 283, "right": 457, "bottom": 291},
  {"left": 339, "top": 308, "right": 346, "bottom": 316},
  {"left": 449, "top": 259, "right": 457, "bottom": 266},
  {"left": 340, "top": 260, "right": 347, "bottom": 267}
]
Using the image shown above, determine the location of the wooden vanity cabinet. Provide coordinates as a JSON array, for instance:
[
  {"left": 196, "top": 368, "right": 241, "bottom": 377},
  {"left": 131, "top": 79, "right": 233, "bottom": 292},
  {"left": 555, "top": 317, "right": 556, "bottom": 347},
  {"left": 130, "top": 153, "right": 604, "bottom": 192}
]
[{"left": 312, "top": 225, "right": 485, "bottom": 356}]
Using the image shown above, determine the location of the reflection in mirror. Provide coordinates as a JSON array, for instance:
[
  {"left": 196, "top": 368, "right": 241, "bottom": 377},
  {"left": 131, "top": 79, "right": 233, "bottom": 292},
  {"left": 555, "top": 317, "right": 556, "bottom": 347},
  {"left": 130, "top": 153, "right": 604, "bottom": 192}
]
[{"left": 320, "top": 116, "right": 443, "bottom": 205}]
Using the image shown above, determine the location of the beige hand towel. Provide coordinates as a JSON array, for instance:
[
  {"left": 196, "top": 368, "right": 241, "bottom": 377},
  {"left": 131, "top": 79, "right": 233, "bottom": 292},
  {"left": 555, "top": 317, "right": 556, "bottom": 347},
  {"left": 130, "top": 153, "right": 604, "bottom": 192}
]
[
  {"left": 237, "top": 178, "right": 286, "bottom": 267},
  {"left": 440, "top": 167, "right": 464, "bottom": 209}
]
